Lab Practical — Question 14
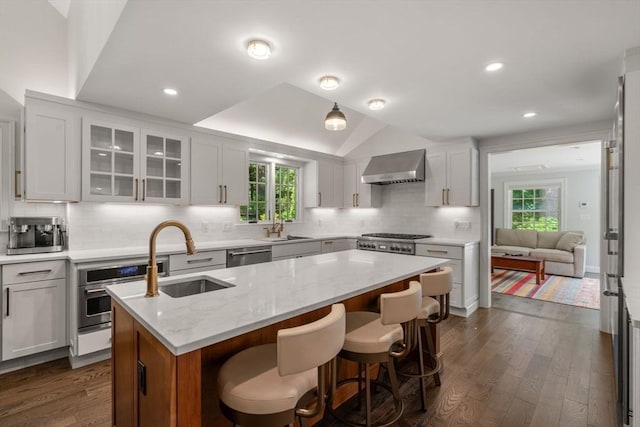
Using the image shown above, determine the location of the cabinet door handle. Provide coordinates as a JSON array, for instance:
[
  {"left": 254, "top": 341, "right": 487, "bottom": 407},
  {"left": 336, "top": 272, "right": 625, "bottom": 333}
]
[
  {"left": 446, "top": 188, "right": 450, "bottom": 205},
  {"left": 356, "top": 193, "right": 360, "bottom": 207},
  {"left": 187, "top": 258, "right": 213, "bottom": 264},
  {"left": 442, "top": 189, "right": 445, "bottom": 205},
  {"left": 137, "top": 360, "right": 146, "bottom": 396},
  {"left": 14, "top": 170, "right": 21, "bottom": 199},
  {"left": 134, "top": 178, "right": 139, "bottom": 201},
  {"left": 318, "top": 192, "right": 322, "bottom": 207},
  {"left": 5, "top": 288, "right": 9, "bottom": 317},
  {"left": 224, "top": 185, "right": 228, "bottom": 204},
  {"left": 18, "top": 269, "right": 53, "bottom": 276},
  {"left": 142, "top": 179, "right": 146, "bottom": 201},
  {"left": 352, "top": 193, "right": 356, "bottom": 207}
]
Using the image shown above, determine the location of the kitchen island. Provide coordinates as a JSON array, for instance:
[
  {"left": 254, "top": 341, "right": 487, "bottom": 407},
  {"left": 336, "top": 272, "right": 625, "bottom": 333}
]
[{"left": 107, "top": 250, "right": 448, "bottom": 426}]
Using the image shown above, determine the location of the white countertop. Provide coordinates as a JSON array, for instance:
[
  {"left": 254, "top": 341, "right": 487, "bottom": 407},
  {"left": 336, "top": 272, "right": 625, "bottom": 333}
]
[
  {"left": 106, "top": 250, "right": 448, "bottom": 355},
  {"left": 415, "top": 237, "right": 480, "bottom": 246}
]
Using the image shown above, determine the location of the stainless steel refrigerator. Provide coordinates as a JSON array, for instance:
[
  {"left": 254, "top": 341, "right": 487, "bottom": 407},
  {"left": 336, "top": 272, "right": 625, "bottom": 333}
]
[{"left": 602, "top": 75, "right": 630, "bottom": 426}]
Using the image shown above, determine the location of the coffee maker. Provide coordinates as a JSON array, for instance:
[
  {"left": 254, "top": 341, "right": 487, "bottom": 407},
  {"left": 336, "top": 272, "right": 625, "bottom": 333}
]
[{"left": 7, "top": 217, "right": 66, "bottom": 255}]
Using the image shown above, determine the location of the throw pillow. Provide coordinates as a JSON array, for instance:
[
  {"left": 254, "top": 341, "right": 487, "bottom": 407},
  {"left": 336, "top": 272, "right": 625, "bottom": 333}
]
[{"left": 556, "top": 232, "right": 583, "bottom": 251}]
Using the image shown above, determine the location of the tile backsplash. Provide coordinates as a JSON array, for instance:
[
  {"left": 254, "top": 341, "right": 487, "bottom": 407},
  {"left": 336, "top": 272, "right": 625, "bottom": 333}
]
[{"left": 5, "top": 183, "right": 480, "bottom": 251}]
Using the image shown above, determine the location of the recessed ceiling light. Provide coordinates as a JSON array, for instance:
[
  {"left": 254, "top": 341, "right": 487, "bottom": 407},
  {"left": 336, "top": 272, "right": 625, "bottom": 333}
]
[
  {"left": 163, "top": 88, "right": 178, "bottom": 96},
  {"left": 247, "top": 39, "right": 272, "bottom": 60},
  {"left": 367, "top": 98, "right": 386, "bottom": 110},
  {"left": 522, "top": 112, "right": 537, "bottom": 118},
  {"left": 485, "top": 62, "right": 504, "bottom": 72},
  {"left": 319, "top": 75, "right": 340, "bottom": 90}
]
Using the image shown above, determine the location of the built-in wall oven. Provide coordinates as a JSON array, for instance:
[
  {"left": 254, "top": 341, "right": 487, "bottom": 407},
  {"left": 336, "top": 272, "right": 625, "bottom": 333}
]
[{"left": 77, "top": 257, "right": 168, "bottom": 332}]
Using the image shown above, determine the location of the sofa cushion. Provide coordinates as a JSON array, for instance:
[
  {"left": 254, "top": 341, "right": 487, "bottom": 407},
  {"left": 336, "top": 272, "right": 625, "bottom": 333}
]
[
  {"left": 556, "top": 232, "right": 584, "bottom": 252},
  {"left": 530, "top": 248, "right": 574, "bottom": 263},
  {"left": 536, "top": 231, "right": 565, "bottom": 249},
  {"left": 495, "top": 228, "right": 537, "bottom": 249},
  {"left": 491, "top": 246, "right": 532, "bottom": 256}
]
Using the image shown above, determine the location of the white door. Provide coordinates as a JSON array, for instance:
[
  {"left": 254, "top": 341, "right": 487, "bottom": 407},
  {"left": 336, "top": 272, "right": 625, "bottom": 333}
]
[
  {"left": 140, "top": 130, "right": 189, "bottom": 204},
  {"left": 317, "top": 160, "right": 334, "bottom": 207},
  {"left": 2, "top": 279, "right": 66, "bottom": 360},
  {"left": 222, "top": 144, "right": 249, "bottom": 205},
  {"left": 425, "top": 152, "right": 447, "bottom": 206},
  {"left": 447, "top": 149, "right": 472, "bottom": 206},
  {"left": 343, "top": 163, "right": 357, "bottom": 207},
  {"left": 190, "top": 136, "right": 221, "bottom": 204}
]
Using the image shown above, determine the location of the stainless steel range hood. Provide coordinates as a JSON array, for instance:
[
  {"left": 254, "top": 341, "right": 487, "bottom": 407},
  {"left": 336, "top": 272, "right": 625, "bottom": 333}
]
[{"left": 361, "top": 149, "right": 426, "bottom": 184}]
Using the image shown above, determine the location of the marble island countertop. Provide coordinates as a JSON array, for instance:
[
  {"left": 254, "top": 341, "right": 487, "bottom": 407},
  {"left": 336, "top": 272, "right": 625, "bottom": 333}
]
[{"left": 106, "top": 250, "right": 448, "bottom": 355}]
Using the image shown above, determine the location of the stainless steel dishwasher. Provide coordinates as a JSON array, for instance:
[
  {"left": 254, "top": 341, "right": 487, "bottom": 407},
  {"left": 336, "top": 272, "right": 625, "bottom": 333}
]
[{"left": 226, "top": 246, "right": 272, "bottom": 267}]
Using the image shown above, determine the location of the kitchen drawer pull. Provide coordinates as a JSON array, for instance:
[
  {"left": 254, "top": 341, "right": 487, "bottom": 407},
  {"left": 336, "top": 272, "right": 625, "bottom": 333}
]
[
  {"left": 18, "top": 269, "right": 53, "bottom": 276},
  {"left": 85, "top": 288, "right": 107, "bottom": 295},
  {"left": 427, "top": 249, "right": 448, "bottom": 254},
  {"left": 324, "top": 241, "right": 334, "bottom": 244},
  {"left": 5, "top": 288, "right": 9, "bottom": 317},
  {"left": 229, "top": 249, "right": 271, "bottom": 256},
  {"left": 187, "top": 258, "right": 214, "bottom": 264}
]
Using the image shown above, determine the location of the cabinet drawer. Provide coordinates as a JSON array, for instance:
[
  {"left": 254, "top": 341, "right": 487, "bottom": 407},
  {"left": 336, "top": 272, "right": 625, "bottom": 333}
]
[
  {"left": 272, "top": 241, "right": 322, "bottom": 259},
  {"left": 170, "top": 250, "right": 226, "bottom": 272},
  {"left": 2, "top": 260, "right": 66, "bottom": 284},
  {"left": 415, "top": 244, "right": 462, "bottom": 260},
  {"left": 77, "top": 328, "right": 111, "bottom": 356},
  {"left": 449, "top": 283, "right": 462, "bottom": 308}
]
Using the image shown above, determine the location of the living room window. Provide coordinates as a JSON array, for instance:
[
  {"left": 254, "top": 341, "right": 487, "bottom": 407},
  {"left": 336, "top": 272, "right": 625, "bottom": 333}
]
[
  {"left": 239, "top": 160, "right": 299, "bottom": 223},
  {"left": 505, "top": 180, "right": 564, "bottom": 231}
]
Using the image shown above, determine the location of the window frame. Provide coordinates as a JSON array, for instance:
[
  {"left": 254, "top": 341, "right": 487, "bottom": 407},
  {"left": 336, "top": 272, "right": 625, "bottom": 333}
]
[
  {"left": 503, "top": 178, "right": 567, "bottom": 231},
  {"left": 240, "top": 156, "right": 302, "bottom": 224}
]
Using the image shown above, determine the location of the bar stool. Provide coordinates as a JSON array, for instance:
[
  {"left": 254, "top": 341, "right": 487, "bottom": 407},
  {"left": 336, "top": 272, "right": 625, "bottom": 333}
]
[
  {"left": 408, "top": 266, "right": 452, "bottom": 411},
  {"left": 329, "top": 282, "right": 421, "bottom": 427},
  {"left": 217, "top": 304, "right": 346, "bottom": 427}
]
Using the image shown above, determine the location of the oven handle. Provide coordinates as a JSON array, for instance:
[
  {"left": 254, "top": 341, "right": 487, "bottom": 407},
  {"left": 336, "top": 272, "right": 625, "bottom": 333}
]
[{"left": 85, "top": 288, "right": 108, "bottom": 295}]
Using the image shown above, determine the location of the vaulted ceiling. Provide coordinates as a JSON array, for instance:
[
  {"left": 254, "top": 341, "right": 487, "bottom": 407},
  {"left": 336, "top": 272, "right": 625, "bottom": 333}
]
[{"left": 70, "top": 1, "right": 640, "bottom": 155}]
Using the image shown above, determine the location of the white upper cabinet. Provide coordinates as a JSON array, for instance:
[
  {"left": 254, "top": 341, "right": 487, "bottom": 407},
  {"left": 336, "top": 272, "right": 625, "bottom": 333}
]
[
  {"left": 304, "top": 160, "right": 343, "bottom": 208},
  {"left": 82, "top": 119, "right": 189, "bottom": 204},
  {"left": 190, "top": 135, "right": 248, "bottom": 205},
  {"left": 425, "top": 147, "right": 478, "bottom": 207},
  {"left": 343, "top": 160, "right": 381, "bottom": 208},
  {"left": 24, "top": 97, "right": 81, "bottom": 201}
]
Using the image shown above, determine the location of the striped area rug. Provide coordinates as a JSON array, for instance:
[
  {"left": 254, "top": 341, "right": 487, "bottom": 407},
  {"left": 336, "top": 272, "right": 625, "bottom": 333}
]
[{"left": 491, "top": 268, "right": 600, "bottom": 310}]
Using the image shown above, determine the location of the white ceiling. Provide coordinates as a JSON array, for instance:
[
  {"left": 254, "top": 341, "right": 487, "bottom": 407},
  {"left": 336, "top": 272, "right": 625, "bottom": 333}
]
[
  {"left": 490, "top": 140, "right": 602, "bottom": 174},
  {"left": 76, "top": 1, "right": 640, "bottom": 155}
]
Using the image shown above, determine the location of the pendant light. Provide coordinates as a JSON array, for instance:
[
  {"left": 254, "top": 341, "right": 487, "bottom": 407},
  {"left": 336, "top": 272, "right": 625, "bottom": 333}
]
[{"left": 325, "top": 102, "right": 347, "bottom": 131}]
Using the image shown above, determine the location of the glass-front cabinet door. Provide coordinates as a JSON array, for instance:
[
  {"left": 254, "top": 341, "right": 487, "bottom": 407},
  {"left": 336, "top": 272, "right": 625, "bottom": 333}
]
[
  {"left": 82, "top": 119, "right": 189, "bottom": 204},
  {"left": 140, "top": 130, "right": 189, "bottom": 204},
  {"left": 82, "top": 120, "right": 140, "bottom": 202}
]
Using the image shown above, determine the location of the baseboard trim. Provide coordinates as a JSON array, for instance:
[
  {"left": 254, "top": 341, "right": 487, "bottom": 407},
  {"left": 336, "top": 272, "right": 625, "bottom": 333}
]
[
  {"left": 586, "top": 265, "right": 600, "bottom": 274},
  {"left": 450, "top": 300, "right": 479, "bottom": 318},
  {"left": 69, "top": 349, "right": 111, "bottom": 369},
  {"left": 0, "top": 347, "right": 68, "bottom": 375}
]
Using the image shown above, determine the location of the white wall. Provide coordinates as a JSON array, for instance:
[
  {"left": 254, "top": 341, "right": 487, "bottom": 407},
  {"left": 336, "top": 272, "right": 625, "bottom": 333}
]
[
  {"left": 491, "top": 167, "right": 601, "bottom": 271},
  {"left": 0, "top": 0, "right": 68, "bottom": 103}
]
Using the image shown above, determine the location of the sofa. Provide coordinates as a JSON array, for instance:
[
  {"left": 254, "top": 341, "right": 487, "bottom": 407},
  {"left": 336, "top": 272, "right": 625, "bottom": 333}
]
[{"left": 491, "top": 228, "right": 586, "bottom": 278}]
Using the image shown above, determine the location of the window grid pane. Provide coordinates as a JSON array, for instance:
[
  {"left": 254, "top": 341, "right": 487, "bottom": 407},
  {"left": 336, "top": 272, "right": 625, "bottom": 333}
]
[
  {"left": 275, "top": 166, "right": 297, "bottom": 221},
  {"left": 510, "top": 186, "right": 560, "bottom": 231}
]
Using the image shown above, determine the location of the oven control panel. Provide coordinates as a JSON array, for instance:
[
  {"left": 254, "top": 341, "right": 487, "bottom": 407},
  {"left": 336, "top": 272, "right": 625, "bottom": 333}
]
[{"left": 357, "top": 239, "right": 415, "bottom": 255}]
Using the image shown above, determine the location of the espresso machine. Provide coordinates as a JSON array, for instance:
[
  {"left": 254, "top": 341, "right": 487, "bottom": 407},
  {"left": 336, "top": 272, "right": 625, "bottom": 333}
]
[{"left": 7, "top": 217, "right": 66, "bottom": 255}]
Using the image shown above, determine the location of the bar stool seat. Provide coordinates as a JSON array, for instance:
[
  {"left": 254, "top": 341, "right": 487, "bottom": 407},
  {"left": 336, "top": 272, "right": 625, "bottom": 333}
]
[
  {"left": 419, "top": 296, "right": 440, "bottom": 319},
  {"left": 217, "top": 304, "right": 346, "bottom": 427},
  {"left": 218, "top": 343, "right": 317, "bottom": 415},
  {"left": 342, "top": 312, "right": 403, "bottom": 354}
]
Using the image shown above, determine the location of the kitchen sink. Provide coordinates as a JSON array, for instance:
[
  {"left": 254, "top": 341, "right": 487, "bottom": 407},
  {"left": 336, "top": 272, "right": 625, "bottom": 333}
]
[{"left": 159, "top": 277, "right": 235, "bottom": 298}]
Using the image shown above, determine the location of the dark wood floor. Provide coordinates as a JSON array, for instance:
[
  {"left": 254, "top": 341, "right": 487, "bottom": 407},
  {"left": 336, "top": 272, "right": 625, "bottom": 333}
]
[{"left": 0, "top": 293, "right": 615, "bottom": 427}]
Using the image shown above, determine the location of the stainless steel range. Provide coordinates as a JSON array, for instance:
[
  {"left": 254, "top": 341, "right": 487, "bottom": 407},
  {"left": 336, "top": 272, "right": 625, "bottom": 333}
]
[{"left": 357, "top": 233, "right": 432, "bottom": 255}]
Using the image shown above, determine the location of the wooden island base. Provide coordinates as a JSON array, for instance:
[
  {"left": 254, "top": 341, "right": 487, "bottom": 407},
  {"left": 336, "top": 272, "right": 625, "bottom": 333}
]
[{"left": 112, "top": 275, "right": 439, "bottom": 426}]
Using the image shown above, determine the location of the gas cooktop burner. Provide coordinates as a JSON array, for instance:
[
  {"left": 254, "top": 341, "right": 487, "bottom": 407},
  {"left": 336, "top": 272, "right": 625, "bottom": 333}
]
[{"left": 361, "top": 233, "right": 432, "bottom": 240}]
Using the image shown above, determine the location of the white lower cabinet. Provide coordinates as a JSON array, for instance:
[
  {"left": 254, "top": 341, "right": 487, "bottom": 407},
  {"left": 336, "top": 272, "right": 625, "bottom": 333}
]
[
  {"left": 169, "top": 250, "right": 227, "bottom": 274},
  {"left": 415, "top": 241, "right": 479, "bottom": 317},
  {"left": 2, "top": 260, "right": 67, "bottom": 361}
]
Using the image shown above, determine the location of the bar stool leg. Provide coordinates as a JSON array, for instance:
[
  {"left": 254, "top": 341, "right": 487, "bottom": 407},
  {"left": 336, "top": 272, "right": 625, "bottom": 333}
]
[
  {"left": 416, "top": 325, "right": 428, "bottom": 411},
  {"left": 365, "top": 362, "right": 372, "bottom": 427},
  {"left": 425, "top": 326, "right": 441, "bottom": 386}
]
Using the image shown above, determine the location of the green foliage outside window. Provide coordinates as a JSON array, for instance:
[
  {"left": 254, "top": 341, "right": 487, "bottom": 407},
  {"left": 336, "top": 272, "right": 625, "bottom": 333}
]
[
  {"left": 510, "top": 187, "right": 559, "bottom": 231},
  {"left": 239, "top": 162, "right": 298, "bottom": 223}
]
